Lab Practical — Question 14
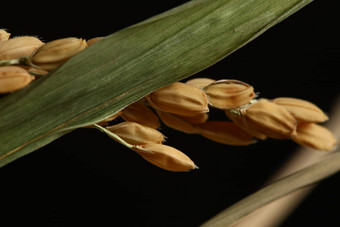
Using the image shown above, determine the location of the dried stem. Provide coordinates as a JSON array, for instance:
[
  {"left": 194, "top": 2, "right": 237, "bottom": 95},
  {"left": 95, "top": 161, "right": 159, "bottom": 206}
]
[{"left": 201, "top": 148, "right": 340, "bottom": 227}]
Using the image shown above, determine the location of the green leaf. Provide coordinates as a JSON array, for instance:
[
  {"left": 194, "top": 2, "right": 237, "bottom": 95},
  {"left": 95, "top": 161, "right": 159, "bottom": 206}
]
[{"left": 0, "top": 0, "right": 313, "bottom": 167}]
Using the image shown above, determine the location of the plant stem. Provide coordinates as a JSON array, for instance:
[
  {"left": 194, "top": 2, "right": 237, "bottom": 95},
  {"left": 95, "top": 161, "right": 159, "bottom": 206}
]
[
  {"left": 0, "top": 56, "right": 31, "bottom": 66},
  {"left": 0, "top": 58, "right": 20, "bottom": 66},
  {"left": 93, "top": 124, "right": 133, "bottom": 149},
  {"left": 201, "top": 148, "right": 340, "bottom": 227}
]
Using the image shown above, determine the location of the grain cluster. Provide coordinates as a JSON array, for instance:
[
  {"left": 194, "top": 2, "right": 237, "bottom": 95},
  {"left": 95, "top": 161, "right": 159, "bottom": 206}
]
[{"left": 0, "top": 29, "right": 336, "bottom": 171}]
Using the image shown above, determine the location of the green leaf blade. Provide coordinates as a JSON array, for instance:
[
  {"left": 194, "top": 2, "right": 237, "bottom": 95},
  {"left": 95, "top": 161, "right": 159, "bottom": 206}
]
[{"left": 0, "top": 0, "right": 313, "bottom": 167}]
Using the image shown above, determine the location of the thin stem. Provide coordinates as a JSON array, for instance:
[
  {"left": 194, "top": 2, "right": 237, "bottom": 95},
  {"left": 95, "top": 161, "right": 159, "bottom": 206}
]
[
  {"left": 0, "top": 58, "right": 21, "bottom": 66},
  {"left": 201, "top": 149, "right": 340, "bottom": 227},
  {"left": 0, "top": 56, "right": 31, "bottom": 67},
  {"left": 226, "top": 99, "right": 258, "bottom": 116},
  {"left": 93, "top": 123, "right": 133, "bottom": 149}
]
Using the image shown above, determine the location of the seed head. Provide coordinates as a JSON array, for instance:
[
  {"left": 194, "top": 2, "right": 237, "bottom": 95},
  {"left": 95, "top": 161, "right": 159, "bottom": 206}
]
[
  {"left": 30, "top": 37, "right": 87, "bottom": 71},
  {"left": 121, "top": 101, "right": 160, "bottom": 129},
  {"left": 292, "top": 123, "right": 337, "bottom": 151},
  {"left": 196, "top": 121, "right": 255, "bottom": 145},
  {"left": 225, "top": 110, "right": 268, "bottom": 140},
  {"left": 0, "top": 29, "right": 11, "bottom": 42},
  {"left": 133, "top": 143, "right": 197, "bottom": 172},
  {"left": 271, "top": 97, "right": 328, "bottom": 123},
  {"left": 173, "top": 112, "right": 209, "bottom": 124},
  {"left": 87, "top": 37, "right": 104, "bottom": 46},
  {"left": 241, "top": 99, "right": 297, "bottom": 139},
  {"left": 157, "top": 111, "right": 199, "bottom": 134},
  {"left": 27, "top": 67, "right": 49, "bottom": 76},
  {"left": 0, "top": 36, "right": 43, "bottom": 60},
  {"left": 0, "top": 66, "right": 35, "bottom": 93},
  {"left": 107, "top": 122, "right": 164, "bottom": 145},
  {"left": 146, "top": 82, "right": 209, "bottom": 117},
  {"left": 203, "top": 79, "right": 255, "bottom": 109},
  {"left": 186, "top": 77, "right": 215, "bottom": 89}
]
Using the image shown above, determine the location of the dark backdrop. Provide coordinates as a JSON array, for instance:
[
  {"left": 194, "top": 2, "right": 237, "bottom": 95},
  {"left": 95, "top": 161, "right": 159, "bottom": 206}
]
[{"left": 1, "top": 1, "right": 339, "bottom": 226}]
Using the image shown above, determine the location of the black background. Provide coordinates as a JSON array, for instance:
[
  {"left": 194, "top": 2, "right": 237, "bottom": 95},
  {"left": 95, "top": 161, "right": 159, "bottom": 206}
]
[{"left": 1, "top": 1, "right": 340, "bottom": 226}]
